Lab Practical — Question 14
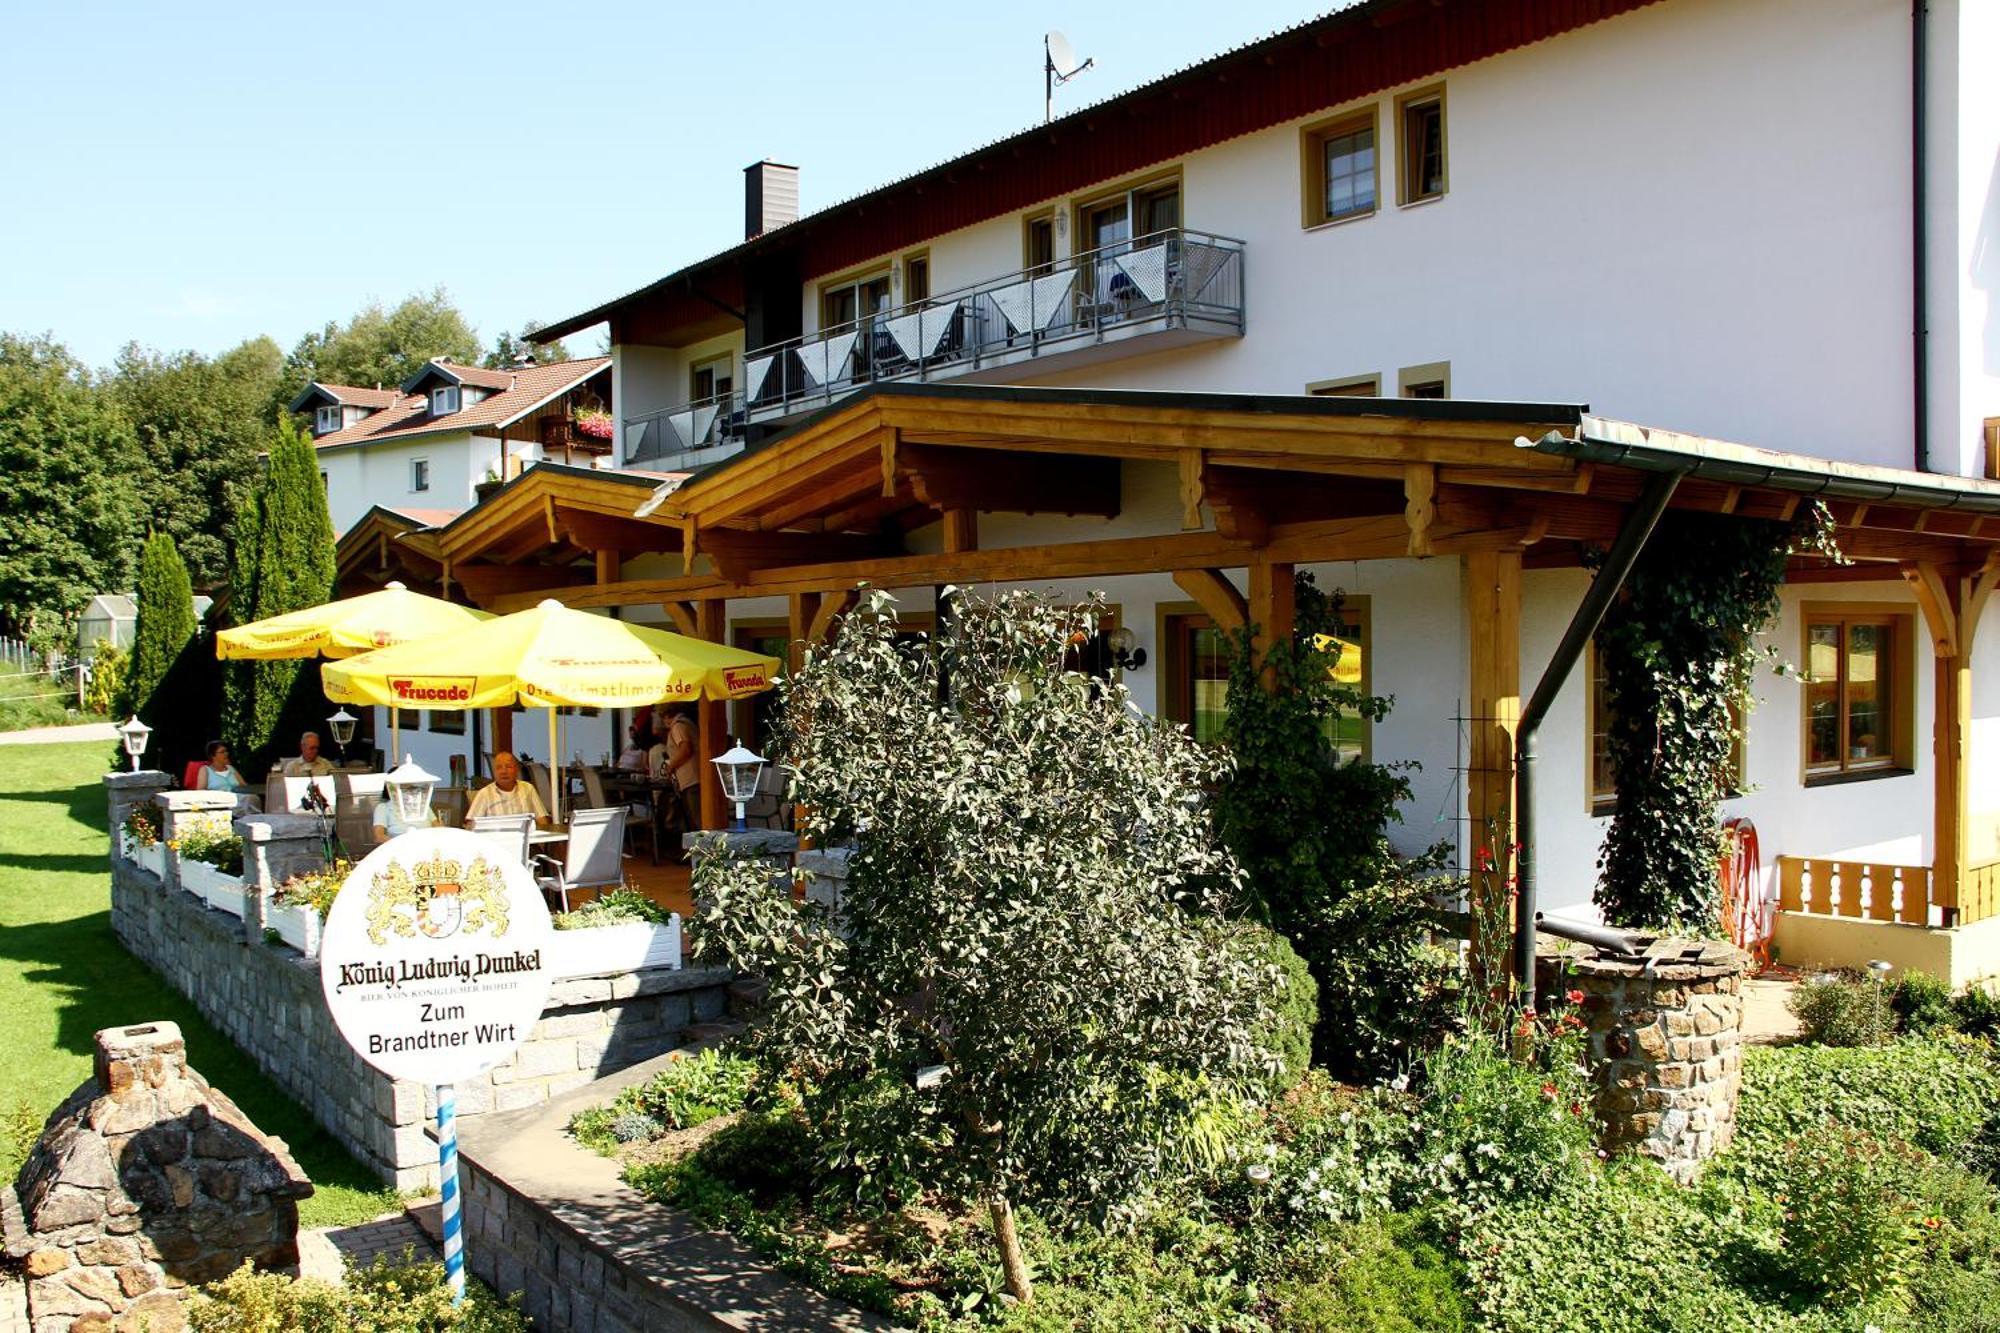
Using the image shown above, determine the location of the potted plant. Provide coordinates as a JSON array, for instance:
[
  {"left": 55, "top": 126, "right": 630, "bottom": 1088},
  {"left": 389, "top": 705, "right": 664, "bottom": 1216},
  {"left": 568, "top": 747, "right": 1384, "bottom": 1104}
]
[
  {"left": 121, "top": 806, "right": 167, "bottom": 880},
  {"left": 268, "top": 860, "right": 348, "bottom": 957},
  {"left": 572, "top": 407, "right": 614, "bottom": 444},
  {"left": 547, "top": 888, "right": 682, "bottom": 977},
  {"left": 173, "top": 824, "right": 247, "bottom": 915}
]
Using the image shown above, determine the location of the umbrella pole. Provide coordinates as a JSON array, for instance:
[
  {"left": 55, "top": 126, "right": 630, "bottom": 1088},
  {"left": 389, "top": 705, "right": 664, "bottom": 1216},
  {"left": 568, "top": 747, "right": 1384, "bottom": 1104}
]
[
  {"left": 390, "top": 709, "right": 400, "bottom": 767},
  {"left": 548, "top": 708, "right": 561, "bottom": 824}
]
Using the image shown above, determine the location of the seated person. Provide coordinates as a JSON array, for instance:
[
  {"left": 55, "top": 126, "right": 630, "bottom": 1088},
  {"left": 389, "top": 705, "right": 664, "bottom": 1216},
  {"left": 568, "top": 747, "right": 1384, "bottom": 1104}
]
[
  {"left": 280, "top": 731, "right": 336, "bottom": 778},
  {"left": 193, "top": 740, "right": 247, "bottom": 795},
  {"left": 616, "top": 721, "right": 654, "bottom": 772},
  {"left": 462, "top": 752, "right": 550, "bottom": 827},
  {"left": 372, "top": 780, "right": 440, "bottom": 843}
]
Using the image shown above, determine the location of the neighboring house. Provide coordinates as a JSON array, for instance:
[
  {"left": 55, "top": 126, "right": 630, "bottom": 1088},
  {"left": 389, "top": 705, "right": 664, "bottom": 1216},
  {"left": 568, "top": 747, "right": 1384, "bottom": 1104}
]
[
  {"left": 78, "top": 592, "right": 214, "bottom": 655},
  {"left": 344, "top": 0, "right": 2000, "bottom": 977},
  {"left": 294, "top": 357, "right": 613, "bottom": 535}
]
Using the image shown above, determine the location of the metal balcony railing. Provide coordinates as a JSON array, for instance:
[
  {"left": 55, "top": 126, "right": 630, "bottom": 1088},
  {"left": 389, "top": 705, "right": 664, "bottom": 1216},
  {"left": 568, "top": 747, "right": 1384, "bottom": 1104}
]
[{"left": 620, "top": 227, "right": 1245, "bottom": 468}]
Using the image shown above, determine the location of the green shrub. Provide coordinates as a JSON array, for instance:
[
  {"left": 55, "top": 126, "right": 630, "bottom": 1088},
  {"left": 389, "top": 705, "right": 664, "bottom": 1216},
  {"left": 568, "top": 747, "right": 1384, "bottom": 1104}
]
[
  {"left": 1770, "top": 1124, "right": 1929, "bottom": 1304},
  {"left": 1732, "top": 1039, "right": 2000, "bottom": 1187},
  {"left": 83, "top": 642, "right": 124, "bottom": 717},
  {"left": 552, "top": 886, "right": 670, "bottom": 930},
  {"left": 1238, "top": 921, "right": 1318, "bottom": 1094},
  {"left": 1268, "top": 1214, "right": 1465, "bottom": 1332},
  {"left": 1955, "top": 983, "right": 2000, "bottom": 1040},
  {"left": 626, "top": 1048, "right": 756, "bottom": 1130},
  {"left": 1891, "top": 970, "right": 1958, "bottom": 1036},
  {"left": 189, "top": 1256, "right": 528, "bottom": 1331},
  {"left": 1788, "top": 971, "right": 1894, "bottom": 1047}
]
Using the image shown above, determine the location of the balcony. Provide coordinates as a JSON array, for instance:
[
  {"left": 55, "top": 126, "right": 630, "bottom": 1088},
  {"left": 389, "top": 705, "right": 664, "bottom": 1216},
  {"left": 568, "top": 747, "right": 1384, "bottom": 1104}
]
[{"left": 621, "top": 227, "right": 1245, "bottom": 470}]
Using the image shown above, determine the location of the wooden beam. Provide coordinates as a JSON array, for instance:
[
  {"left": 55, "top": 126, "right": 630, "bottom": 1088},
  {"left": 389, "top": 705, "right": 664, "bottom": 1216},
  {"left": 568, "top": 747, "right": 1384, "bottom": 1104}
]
[
  {"left": 1901, "top": 560, "right": 1959, "bottom": 658},
  {"left": 559, "top": 508, "right": 681, "bottom": 555},
  {"left": 940, "top": 507, "right": 978, "bottom": 554},
  {"left": 594, "top": 548, "right": 620, "bottom": 585},
  {"left": 807, "top": 590, "right": 854, "bottom": 646},
  {"left": 787, "top": 593, "right": 820, "bottom": 673},
  {"left": 881, "top": 429, "right": 899, "bottom": 499},
  {"left": 452, "top": 563, "right": 588, "bottom": 605},
  {"left": 1464, "top": 548, "right": 1522, "bottom": 961},
  {"left": 695, "top": 599, "right": 727, "bottom": 830},
  {"left": 700, "top": 528, "right": 899, "bottom": 584},
  {"left": 661, "top": 601, "right": 696, "bottom": 637},
  {"left": 897, "top": 443, "right": 1119, "bottom": 518},
  {"left": 1248, "top": 558, "right": 1295, "bottom": 691},
  {"left": 1172, "top": 569, "right": 1247, "bottom": 632},
  {"left": 1179, "top": 450, "right": 1206, "bottom": 530},
  {"left": 1404, "top": 463, "right": 1437, "bottom": 558},
  {"left": 1203, "top": 470, "right": 1270, "bottom": 545}
]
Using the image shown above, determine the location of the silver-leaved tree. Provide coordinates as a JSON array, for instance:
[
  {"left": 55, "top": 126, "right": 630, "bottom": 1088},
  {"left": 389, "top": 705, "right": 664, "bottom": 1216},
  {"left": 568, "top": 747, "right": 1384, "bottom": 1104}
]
[{"left": 690, "top": 589, "right": 1281, "bottom": 1303}]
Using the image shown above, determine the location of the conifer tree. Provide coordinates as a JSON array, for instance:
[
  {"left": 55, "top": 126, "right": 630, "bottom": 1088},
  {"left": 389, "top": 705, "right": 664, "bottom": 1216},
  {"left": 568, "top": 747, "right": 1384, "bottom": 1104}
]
[
  {"left": 116, "top": 532, "right": 195, "bottom": 768},
  {"left": 222, "top": 416, "right": 336, "bottom": 777}
]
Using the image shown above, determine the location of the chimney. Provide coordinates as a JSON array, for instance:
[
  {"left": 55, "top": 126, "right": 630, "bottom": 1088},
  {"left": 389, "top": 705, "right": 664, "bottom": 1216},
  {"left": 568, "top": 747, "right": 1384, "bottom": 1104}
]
[{"left": 744, "top": 160, "right": 799, "bottom": 239}]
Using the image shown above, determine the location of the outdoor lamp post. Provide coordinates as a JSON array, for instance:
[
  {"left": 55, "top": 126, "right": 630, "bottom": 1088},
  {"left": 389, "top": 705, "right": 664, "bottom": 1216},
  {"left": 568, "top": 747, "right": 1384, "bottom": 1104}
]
[
  {"left": 386, "top": 757, "right": 440, "bottom": 830},
  {"left": 327, "top": 708, "right": 357, "bottom": 762},
  {"left": 117, "top": 716, "right": 152, "bottom": 772},
  {"left": 712, "top": 743, "right": 766, "bottom": 831},
  {"left": 1105, "top": 625, "right": 1147, "bottom": 671}
]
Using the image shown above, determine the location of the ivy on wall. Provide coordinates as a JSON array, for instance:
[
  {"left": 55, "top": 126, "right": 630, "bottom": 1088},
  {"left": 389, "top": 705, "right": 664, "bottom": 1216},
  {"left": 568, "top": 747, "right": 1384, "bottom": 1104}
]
[{"left": 1592, "top": 504, "right": 1838, "bottom": 932}]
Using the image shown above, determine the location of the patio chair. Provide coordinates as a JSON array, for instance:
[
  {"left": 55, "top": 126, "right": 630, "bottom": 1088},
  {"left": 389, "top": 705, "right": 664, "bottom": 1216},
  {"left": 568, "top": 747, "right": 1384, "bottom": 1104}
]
[
  {"left": 580, "top": 765, "right": 658, "bottom": 865},
  {"left": 742, "top": 764, "right": 793, "bottom": 830},
  {"left": 534, "top": 806, "right": 627, "bottom": 913},
  {"left": 469, "top": 814, "right": 534, "bottom": 869},
  {"left": 526, "top": 761, "right": 554, "bottom": 816}
]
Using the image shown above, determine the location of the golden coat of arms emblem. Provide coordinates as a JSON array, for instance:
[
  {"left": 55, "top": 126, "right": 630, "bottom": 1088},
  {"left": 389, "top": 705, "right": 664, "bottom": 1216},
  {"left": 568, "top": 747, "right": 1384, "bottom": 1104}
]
[{"left": 364, "top": 851, "right": 510, "bottom": 946}]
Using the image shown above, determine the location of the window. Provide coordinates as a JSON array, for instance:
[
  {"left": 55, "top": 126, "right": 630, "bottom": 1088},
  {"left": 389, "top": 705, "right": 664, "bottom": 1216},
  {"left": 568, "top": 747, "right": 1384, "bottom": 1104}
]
[
  {"left": 903, "top": 251, "right": 930, "bottom": 304},
  {"left": 1024, "top": 214, "right": 1055, "bottom": 276},
  {"left": 430, "top": 386, "right": 460, "bottom": 416},
  {"left": 820, "top": 273, "right": 891, "bottom": 331},
  {"left": 1804, "top": 611, "right": 1911, "bottom": 780},
  {"left": 394, "top": 708, "right": 422, "bottom": 732},
  {"left": 1163, "top": 599, "right": 1369, "bottom": 758},
  {"left": 410, "top": 458, "right": 430, "bottom": 492},
  {"left": 1399, "top": 361, "right": 1450, "bottom": 399},
  {"left": 320, "top": 470, "right": 329, "bottom": 489},
  {"left": 690, "top": 355, "right": 733, "bottom": 402},
  {"left": 1308, "top": 374, "right": 1381, "bottom": 397},
  {"left": 429, "top": 709, "right": 464, "bottom": 735},
  {"left": 1589, "top": 647, "right": 1745, "bottom": 814},
  {"left": 315, "top": 405, "right": 342, "bottom": 434},
  {"left": 1077, "top": 178, "right": 1180, "bottom": 255},
  {"left": 1396, "top": 85, "right": 1447, "bottom": 205},
  {"left": 1301, "top": 110, "right": 1378, "bottom": 226}
]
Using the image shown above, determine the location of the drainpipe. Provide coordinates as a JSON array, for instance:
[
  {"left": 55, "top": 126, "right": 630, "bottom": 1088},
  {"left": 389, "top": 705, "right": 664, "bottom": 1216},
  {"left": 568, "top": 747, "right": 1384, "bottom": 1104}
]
[
  {"left": 1912, "top": 0, "right": 1930, "bottom": 472},
  {"left": 1512, "top": 468, "right": 1685, "bottom": 1008}
]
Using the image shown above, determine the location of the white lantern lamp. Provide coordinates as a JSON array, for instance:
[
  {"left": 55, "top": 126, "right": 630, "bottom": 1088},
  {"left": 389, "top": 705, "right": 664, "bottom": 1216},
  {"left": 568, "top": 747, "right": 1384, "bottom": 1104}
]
[
  {"left": 117, "top": 716, "right": 153, "bottom": 773},
  {"left": 327, "top": 708, "right": 357, "bottom": 763},
  {"left": 711, "top": 743, "right": 767, "bottom": 831},
  {"left": 386, "top": 756, "right": 440, "bottom": 830}
]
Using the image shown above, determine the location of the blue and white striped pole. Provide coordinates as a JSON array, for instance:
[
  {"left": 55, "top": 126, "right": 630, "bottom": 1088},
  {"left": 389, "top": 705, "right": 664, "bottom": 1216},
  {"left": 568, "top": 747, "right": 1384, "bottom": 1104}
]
[{"left": 436, "top": 1084, "right": 465, "bottom": 1304}]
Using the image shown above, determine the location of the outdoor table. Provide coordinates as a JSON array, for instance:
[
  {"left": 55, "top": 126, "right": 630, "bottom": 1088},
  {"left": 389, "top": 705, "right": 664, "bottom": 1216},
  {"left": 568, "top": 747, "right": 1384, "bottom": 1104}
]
[{"left": 527, "top": 825, "right": 568, "bottom": 847}]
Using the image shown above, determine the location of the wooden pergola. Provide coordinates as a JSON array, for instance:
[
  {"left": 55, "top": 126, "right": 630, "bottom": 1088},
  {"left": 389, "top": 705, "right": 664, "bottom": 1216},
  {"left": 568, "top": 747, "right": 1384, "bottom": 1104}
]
[{"left": 407, "top": 384, "right": 2000, "bottom": 911}]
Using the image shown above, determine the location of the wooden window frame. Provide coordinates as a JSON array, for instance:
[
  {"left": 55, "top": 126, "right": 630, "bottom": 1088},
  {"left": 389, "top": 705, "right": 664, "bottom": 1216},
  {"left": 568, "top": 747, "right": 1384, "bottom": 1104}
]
[
  {"left": 1022, "top": 211, "right": 1056, "bottom": 276},
  {"left": 901, "top": 249, "right": 930, "bottom": 304},
  {"left": 1586, "top": 642, "right": 1746, "bottom": 816},
  {"left": 1299, "top": 106, "right": 1379, "bottom": 230},
  {"left": 1307, "top": 373, "right": 1382, "bottom": 397},
  {"left": 1800, "top": 604, "right": 1916, "bottom": 784},
  {"left": 1395, "top": 83, "right": 1448, "bottom": 207},
  {"left": 1070, "top": 165, "right": 1185, "bottom": 254},
  {"left": 1398, "top": 361, "right": 1451, "bottom": 399},
  {"left": 1158, "top": 596, "right": 1370, "bottom": 758}
]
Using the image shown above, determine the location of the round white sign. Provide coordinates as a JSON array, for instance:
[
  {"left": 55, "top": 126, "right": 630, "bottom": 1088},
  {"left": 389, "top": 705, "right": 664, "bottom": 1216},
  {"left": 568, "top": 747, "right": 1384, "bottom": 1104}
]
[{"left": 319, "top": 827, "right": 554, "bottom": 1085}]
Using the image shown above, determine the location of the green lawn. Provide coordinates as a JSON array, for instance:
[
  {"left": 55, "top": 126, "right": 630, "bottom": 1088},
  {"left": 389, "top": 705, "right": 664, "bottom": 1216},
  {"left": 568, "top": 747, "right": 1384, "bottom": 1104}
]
[{"left": 0, "top": 740, "right": 400, "bottom": 1226}]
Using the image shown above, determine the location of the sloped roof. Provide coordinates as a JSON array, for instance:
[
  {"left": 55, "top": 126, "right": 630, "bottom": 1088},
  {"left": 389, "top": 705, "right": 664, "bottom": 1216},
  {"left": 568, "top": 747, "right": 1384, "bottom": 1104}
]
[
  {"left": 310, "top": 358, "right": 611, "bottom": 451},
  {"left": 288, "top": 383, "right": 405, "bottom": 413},
  {"left": 401, "top": 359, "right": 518, "bottom": 394}
]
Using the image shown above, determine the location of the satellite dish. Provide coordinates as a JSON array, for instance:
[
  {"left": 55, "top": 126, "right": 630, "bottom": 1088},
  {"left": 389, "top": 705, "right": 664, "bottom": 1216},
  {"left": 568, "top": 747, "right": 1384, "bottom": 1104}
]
[{"left": 1044, "top": 29, "right": 1094, "bottom": 123}]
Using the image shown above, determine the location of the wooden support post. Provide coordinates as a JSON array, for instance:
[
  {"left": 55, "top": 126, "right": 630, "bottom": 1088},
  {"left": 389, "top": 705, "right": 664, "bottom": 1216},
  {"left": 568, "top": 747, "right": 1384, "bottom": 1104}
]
[
  {"left": 489, "top": 707, "right": 512, "bottom": 764},
  {"left": 787, "top": 592, "right": 820, "bottom": 674},
  {"left": 1464, "top": 549, "right": 1523, "bottom": 954},
  {"left": 1247, "top": 558, "right": 1295, "bottom": 691},
  {"left": 808, "top": 590, "right": 854, "bottom": 646},
  {"left": 1404, "top": 464, "right": 1437, "bottom": 557},
  {"left": 695, "top": 599, "right": 727, "bottom": 830},
  {"left": 594, "top": 549, "right": 620, "bottom": 585},
  {"left": 1172, "top": 569, "right": 1248, "bottom": 632},
  {"left": 661, "top": 601, "right": 697, "bottom": 636},
  {"left": 1909, "top": 556, "right": 1997, "bottom": 924}
]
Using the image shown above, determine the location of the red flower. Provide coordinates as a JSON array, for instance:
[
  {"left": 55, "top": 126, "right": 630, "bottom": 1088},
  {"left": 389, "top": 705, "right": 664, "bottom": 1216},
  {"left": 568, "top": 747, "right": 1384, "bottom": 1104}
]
[
  {"left": 1540, "top": 1082, "right": 1559, "bottom": 1099},
  {"left": 1475, "top": 847, "right": 1496, "bottom": 872},
  {"left": 1566, "top": 989, "right": 1585, "bottom": 1004}
]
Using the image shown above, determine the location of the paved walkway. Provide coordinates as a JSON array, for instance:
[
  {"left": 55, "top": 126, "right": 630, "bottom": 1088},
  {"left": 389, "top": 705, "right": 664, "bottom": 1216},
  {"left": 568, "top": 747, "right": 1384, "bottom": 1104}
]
[
  {"left": 0, "top": 720, "right": 117, "bottom": 746},
  {"left": 0, "top": 1269, "right": 25, "bottom": 1333},
  {"left": 297, "top": 1200, "right": 441, "bottom": 1282},
  {"left": 1742, "top": 974, "right": 1802, "bottom": 1045}
]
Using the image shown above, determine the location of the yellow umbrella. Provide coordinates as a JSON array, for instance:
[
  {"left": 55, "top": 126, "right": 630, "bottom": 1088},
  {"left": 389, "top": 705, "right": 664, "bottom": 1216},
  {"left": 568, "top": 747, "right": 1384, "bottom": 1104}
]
[
  {"left": 217, "top": 581, "right": 493, "bottom": 765},
  {"left": 321, "top": 599, "right": 781, "bottom": 819},
  {"left": 1312, "top": 633, "right": 1364, "bottom": 685}
]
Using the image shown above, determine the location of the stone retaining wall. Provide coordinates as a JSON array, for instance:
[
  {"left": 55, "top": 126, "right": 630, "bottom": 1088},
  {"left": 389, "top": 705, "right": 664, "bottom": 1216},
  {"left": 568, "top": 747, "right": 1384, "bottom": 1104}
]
[{"left": 109, "top": 858, "right": 730, "bottom": 1191}]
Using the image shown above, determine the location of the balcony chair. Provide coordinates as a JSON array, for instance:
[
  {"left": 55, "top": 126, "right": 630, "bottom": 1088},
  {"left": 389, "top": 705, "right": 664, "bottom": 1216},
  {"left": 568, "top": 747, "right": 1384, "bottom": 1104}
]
[
  {"left": 579, "top": 765, "right": 659, "bottom": 865},
  {"left": 468, "top": 814, "right": 534, "bottom": 869},
  {"left": 534, "top": 806, "right": 627, "bottom": 914}
]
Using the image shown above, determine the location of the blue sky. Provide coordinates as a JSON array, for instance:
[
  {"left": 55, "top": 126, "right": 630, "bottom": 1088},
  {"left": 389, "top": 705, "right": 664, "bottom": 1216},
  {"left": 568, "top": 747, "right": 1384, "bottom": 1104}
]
[{"left": 0, "top": 1, "right": 1330, "bottom": 370}]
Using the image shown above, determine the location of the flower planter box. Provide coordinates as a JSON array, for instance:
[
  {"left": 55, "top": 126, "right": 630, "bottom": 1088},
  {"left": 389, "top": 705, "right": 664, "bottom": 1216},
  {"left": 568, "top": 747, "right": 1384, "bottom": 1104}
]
[
  {"left": 125, "top": 836, "right": 168, "bottom": 880},
  {"left": 547, "top": 917, "right": 682, "bottom": 979},
  {"left": 267, "top": 901, "right": 324, "bottom": 957},
  {"left": 180, "top": 860, "right": 249, "bottom": 917}
]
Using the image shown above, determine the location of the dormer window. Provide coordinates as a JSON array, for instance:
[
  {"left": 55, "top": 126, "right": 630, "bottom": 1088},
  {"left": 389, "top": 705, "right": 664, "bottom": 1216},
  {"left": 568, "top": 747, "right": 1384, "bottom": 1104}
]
[
  {"left": 431, "top": 386, "right": 460, "bottom": 416},
  {"left": 314, "top": 405, "right": 342, "bottom": 435}
]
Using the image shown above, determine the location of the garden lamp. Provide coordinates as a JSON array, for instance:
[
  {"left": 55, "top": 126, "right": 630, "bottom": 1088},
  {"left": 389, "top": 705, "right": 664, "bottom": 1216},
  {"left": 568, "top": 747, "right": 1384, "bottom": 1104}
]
[
  {"left": 386, "top": 757, "right": 440, "bottom": 828},
  {"left": 711, "top": 743, "right": 766, "bottom": 831},
  {"left": 117, "top": 716, "right": 152, "bottom": 772},
  {"left": 1105, "top": 625, "right": 1147, "bottom": 671},
  {"left": 327, "top": 708, "right": 357, "bottom": 761}
]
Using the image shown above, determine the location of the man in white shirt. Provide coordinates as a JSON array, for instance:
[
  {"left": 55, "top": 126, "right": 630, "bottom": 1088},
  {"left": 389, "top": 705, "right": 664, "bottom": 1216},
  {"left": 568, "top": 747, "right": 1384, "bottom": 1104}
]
[
  {"left": 280, "top": 732, "right": 336, "bottom": 778},
  {"left": 463, "top": 752, "right": 550, "bottom": 827}
]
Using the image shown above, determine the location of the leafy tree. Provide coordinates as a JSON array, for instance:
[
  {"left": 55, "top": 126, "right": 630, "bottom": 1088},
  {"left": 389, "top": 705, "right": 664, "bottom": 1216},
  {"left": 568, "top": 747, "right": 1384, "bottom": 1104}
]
[
  {"left": 222, "top": 415, "right": 336, "bottom": 778},
  {"left": 482, "top": 320, "right": 571, "bottom": 369},
  {"left": 109, "top": 336, "right": 282, "bottom": 586},
  {"left": 1213, "top": 573, "right": 1455, "bottom": 1078},
  {"left": 272, "top": 288, "right": 480, "bottom": 417},
  {"left": 691, "top": 590, "right": 1280, "bottom": 1304},
  {"left": 0, "top": 334, "right": 141, "bottom": 639}
]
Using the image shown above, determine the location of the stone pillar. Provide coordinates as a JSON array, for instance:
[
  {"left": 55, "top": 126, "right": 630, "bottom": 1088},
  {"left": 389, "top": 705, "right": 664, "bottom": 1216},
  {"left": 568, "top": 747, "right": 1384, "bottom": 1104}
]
[
  {"left": 104, "top": 772, "right": 172, "bottom": 865},
  {"left": 155, "top": 791, "right": 241, "bottom": 896},
  {"left": 1539, "top": 937, "right": 1751, "bottom": 1184},
  {"left": 3, "top": 1022, "right": 313, "bottom": 1331},
  {"left": 234, "top": 814, "right": 333, "bottom": 944}
]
